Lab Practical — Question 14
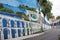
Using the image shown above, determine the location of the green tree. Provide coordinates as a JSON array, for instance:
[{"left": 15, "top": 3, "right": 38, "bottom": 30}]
[
  {"left": 38, "top": 0, "right": 52, "bottom": 19},
  {"left": 56, "top": 16, "right": 60, "bottom": 19},
  {"left": 37, "top": 0, "right": 47, "bottom": 6},
  {"left": 47, "top": 12, "right": 53, "bottom": 19},
  {"left": 42, "top": 1, "right": 52, "bottom": 16}
]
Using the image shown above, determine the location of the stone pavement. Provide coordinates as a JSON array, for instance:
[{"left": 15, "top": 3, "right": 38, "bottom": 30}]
[{"left": 23, "top": 29, "right": 60, "bottom": 40}]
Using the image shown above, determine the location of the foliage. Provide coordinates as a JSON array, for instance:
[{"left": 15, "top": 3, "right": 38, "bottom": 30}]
[
  {"left": 47, "top": 12, "right": 53, "bottom": 19},
  {"left": 42, "top": 1, "right": 52, "bottom": 16},
  {"left": 38, "top": 0, "right": 53, "bottom": 19},
  {"left": 19, "top": 5, "right": 36, "bottom": 12},
  {"left": 37, "top": 0, "right": 47, "bottom": 5},
  {"left": 0, "top": 8, "right": 14, "bottom": 14},
  {"left": 56, "top": 16, "right": 60, "bottom": 19}
]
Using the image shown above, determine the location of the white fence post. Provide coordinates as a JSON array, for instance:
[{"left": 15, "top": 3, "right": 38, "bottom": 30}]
[
  {"left": 0, "top": 17, "right": 2, "bottom": 40},
  {"left": 8, "top": 19, "right": 12, "bottom": 39},
  {"left": 15, "top": 20, "right": 18, "bottom": 38},
  {"left": 1, "top": 18, "right": 4, "bottom": 40},
  {"left": 7, "top": 19, "right": 10, "bottom": 39},
  {"left": 24, "top": 21, "right": 28, "bottom": 36},
  {"left": 28, "top": 22, "right": 31, "bottom": 35},
  {"left": 1, "top": 28, "right": 4, "bottom": 40},
  {"left": 20, "top": 21, "right": 23, "bottom": 37}
]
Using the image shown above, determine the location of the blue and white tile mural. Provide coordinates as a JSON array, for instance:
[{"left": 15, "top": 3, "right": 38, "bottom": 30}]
[
  {"left": 0, "top": 0, "right": 38, "bottom": 8},
  {"left": 0, "top": 0, "right": 40, "bottom": 18},
  {"left": 0, "top": 0, "right": 41, "bottom": 40},
  {"left": 0, "top": 14, "right": 41, "bottom": 39}
]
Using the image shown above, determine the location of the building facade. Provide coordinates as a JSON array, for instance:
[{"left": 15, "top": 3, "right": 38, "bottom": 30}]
[{"left": 0, "top": 0, "right": 41, "bottom": 40}]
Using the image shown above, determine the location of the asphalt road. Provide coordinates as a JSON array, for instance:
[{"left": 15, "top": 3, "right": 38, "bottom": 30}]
[
  {"left": 0, "top": 31, "right": 1, "bottom": 40},
  {"left": 23, "top": 29, "right": 60, "bottom": 40}
]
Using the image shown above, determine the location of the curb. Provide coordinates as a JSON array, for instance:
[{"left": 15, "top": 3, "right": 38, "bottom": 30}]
[{"left": 19, "top": 32, "right": 45, "bottom": 40}]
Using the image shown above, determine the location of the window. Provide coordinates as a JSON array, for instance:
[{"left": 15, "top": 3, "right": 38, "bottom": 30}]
[
  {"left": 3, "top": 28, "right": 8, "bottom": 39},
  {"left": 11, "top": 29, "right": 16, "bottom": 38},
  {"left": 10, "top": 20, "right": 14, "bottom": 28},
  {"left": 17, "top": 21, "right": 20, "bottom": 28},
  {"left": 2, "top": 18, "right": 7, "bottom": 27},
  {"left": 18, "top": 29, "right": 21, "bottom": 37}
]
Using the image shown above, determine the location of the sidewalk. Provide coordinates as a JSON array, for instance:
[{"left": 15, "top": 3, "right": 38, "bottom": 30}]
[
  {"left": 21, "top": 29, "right": 52, "bottom": 40},
  {"left": 0, "top": 31, "right": 1, "bottom": 40},
  {"left": 23, "top": 29, "right": 60, "bottom": 40},
  {"left": 20, "top": 32, "right": 45, "bottom": 40}
]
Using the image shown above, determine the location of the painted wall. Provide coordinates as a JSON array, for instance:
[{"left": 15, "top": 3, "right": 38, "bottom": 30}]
[
  {"left": 0, "top": 0, "right": 38, "bottom": 8},
  {"left": 0, "top": 0, "right": 40, "bottom": 14},
  {"left": 16, "top": 0, "right": 38, "bottom": 8},
  {"left": 3, "top": 4, "right": 27, "bottom": 14},
  {"left": 0, "top": 0, "right": 40, "bottom": 19}
]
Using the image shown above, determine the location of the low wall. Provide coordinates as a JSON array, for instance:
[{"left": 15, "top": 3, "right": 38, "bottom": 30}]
[{"left": 0, "top": 14, "right": 41, "bottom": 40}]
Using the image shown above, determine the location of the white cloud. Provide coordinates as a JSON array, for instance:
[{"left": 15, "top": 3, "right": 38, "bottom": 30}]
[{"left": 49, "top": 0, "right": 60, "bottom": 18}]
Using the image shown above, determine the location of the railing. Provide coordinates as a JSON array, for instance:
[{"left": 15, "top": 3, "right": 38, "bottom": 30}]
[{"left": 0, "top": 14, "right": 41, "bottom": 40}]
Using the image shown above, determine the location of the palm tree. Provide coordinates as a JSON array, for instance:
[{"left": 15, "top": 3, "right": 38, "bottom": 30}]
[
  {"left": 47, "top": 12, "right": 53, "bottom": 19},
  {"left": 38, "top": 0, "right": 52, "bottom": 19}
]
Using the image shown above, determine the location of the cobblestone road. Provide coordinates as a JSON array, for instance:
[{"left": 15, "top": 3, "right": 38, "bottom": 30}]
[{"left": 23, "top": 29, "right": 60, "bottom": 40}]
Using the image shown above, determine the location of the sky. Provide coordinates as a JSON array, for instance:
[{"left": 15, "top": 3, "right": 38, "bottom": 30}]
[{"left": 49, "top": 0, "right": 60, "bottom": 18}]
